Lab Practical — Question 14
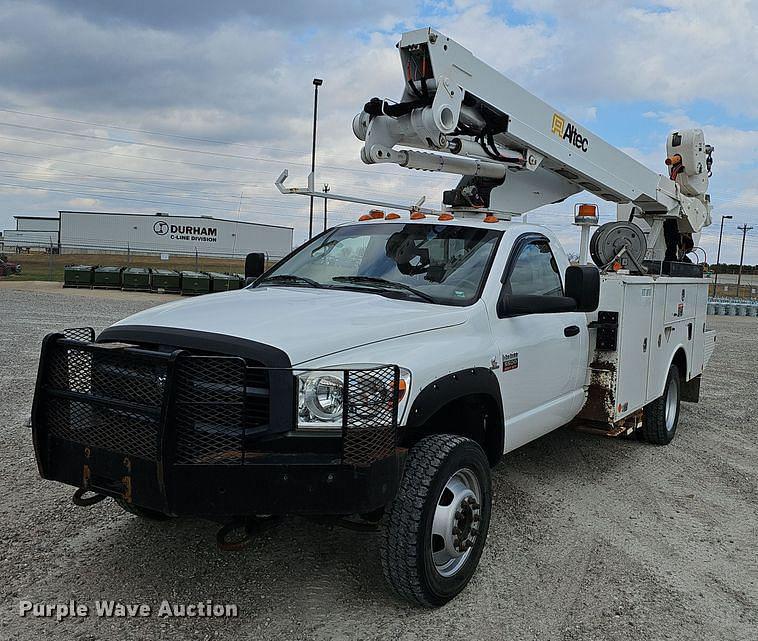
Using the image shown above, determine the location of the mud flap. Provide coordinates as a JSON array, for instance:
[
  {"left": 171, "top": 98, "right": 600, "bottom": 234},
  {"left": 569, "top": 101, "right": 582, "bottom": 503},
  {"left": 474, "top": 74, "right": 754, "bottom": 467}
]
[{"left": 681, "top": 375, "right": 701, "bottom": 403}]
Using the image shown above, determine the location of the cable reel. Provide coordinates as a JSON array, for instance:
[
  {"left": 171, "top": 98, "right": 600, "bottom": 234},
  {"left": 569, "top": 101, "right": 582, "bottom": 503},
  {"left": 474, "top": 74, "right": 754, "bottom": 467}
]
[{"left": 590, "top": 221, "right": 648, "bottom": 272}]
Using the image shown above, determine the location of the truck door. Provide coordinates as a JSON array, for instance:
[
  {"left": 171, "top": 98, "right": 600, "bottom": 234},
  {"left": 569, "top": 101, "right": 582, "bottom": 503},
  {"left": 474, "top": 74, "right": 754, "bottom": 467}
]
[{"left": 489, "top": 235, "right": 587, "bottom": 452}]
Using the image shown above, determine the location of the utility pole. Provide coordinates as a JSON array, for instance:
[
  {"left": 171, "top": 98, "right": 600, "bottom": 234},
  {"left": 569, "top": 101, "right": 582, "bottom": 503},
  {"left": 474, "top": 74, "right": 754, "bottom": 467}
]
[
  {"left": 309, "top": 78, "right": 323, "bottom": 239},
  {"left": 713, "top": 214, "right": 732, "bottom": 295},
  {"left": 323, "top": 183, "right": 330, "bottom": 232},
  {"left": 736, "top": 224, "right": 753, "bottom": 298}
]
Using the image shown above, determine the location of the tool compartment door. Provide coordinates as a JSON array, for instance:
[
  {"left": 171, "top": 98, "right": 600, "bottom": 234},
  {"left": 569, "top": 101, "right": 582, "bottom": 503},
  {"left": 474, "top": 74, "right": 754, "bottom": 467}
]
[
  {"left": 615, "top": 282, "right": 654, "bottom": 419},
  {"left": 690, "top": 282, "right": 709, "bottom": 377}
]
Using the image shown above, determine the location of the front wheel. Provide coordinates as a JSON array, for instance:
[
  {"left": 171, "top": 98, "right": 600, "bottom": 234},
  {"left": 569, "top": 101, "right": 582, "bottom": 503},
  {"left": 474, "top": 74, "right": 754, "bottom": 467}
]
[
  {"left": 380, "top": 434, "right": 492, "bottom": 607},
  {"left": 642, "top": 363, "right": 681, "bottom": 445}
]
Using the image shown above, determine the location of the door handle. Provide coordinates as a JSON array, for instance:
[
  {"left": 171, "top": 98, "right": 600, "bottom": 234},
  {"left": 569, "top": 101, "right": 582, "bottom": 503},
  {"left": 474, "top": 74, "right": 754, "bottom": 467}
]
[{"left": 564, "top": 325, "right": 580, "bottom": 337}]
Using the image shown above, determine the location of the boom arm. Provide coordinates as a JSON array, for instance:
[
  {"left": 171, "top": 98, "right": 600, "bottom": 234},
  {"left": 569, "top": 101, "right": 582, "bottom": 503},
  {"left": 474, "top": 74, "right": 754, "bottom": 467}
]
[{"left": 353, "top": 27, "right": 713, "bottom": 260}]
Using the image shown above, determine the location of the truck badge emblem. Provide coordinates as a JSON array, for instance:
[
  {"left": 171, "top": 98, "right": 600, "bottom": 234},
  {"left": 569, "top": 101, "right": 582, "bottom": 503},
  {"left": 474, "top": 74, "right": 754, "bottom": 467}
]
[{"left": 502, "top": 352, "right": 519, "bottom": 372}]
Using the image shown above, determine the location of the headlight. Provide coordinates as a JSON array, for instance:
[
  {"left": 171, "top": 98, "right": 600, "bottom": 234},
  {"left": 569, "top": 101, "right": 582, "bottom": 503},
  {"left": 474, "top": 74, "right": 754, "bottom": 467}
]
[{"left": 297, "top": 366, "right": 411, "bottom": 431}]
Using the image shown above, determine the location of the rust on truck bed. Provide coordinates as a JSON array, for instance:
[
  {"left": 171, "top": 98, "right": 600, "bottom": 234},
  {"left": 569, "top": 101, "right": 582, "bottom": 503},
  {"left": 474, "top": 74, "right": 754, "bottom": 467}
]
[{"left": 577, "top": 358, "right": 616, "bottom": 424}]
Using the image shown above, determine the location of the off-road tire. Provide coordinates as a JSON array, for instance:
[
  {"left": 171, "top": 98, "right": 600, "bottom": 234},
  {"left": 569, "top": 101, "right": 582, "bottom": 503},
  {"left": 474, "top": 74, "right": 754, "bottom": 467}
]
[
  {"left": 115, "top": 498, "right": 171, "bottom": 521},
  {"left": 642, "top": 363, "right": 681, "bottom": 445},
  {"left": 380, "top": 434, "right": 492, "bottom": 607}
]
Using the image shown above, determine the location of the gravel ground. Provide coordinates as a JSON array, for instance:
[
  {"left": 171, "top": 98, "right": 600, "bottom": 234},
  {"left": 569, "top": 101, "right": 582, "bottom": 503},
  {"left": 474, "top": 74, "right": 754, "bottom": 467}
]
[{"left": 1, "top": 286, "right": 756, "bottom": 641}]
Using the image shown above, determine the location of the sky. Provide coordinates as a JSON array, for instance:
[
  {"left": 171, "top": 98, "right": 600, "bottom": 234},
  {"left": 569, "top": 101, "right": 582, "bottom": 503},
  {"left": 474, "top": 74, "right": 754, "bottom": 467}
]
[{"left": 0, "top": 0, "right": 756, "bottom": 262}]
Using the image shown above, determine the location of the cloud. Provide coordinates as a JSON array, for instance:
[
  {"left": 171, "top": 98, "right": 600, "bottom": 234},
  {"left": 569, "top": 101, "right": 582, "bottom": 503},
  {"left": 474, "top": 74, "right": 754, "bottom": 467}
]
[
  {"left": 0, "top": 0, "right": 755, "bottom": 262},
  {"left": 456, "top": 0, "right": 758, "bottom": 118},
  {"left": 67, "top": 197, "right": 101, "bottom": 207},
  {"left": 45, "top": 0, "right": 417, "bottom": 31}
]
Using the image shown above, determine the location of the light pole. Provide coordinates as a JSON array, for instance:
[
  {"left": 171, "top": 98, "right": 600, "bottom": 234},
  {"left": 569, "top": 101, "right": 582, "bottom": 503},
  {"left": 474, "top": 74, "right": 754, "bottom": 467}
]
[
  {"left": 713, "top": 214, "right": 733, "bottom": 295},
  {"left": 737, "top": 224, "right": 753, "bottom": 298},
  {"left": 323, "top": 183, "right": 330, "bottom": 232},
  {"left": 309, "top": 78, "right": 323, "bottom": 239}
]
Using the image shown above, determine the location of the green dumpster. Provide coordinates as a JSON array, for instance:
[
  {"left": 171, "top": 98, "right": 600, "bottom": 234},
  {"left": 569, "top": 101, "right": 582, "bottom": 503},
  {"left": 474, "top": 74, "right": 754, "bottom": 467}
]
[
  {"left": 151, "top": 269, "right": 181, "bottom": 293},
  {"left": 207, "top": 271, "right": 242, "bottom": 292},
  {"left": 63, "top": 265, "right": 95, "bottom": 288},
  {"left": 93, "top": 266, "right": 123, "bottom": 289},
  {"left": 121, "top": 267, "right": 151, "bottom": 291},
  {"left": 180, "top": 271, "right": 210, "bottom": 296}
]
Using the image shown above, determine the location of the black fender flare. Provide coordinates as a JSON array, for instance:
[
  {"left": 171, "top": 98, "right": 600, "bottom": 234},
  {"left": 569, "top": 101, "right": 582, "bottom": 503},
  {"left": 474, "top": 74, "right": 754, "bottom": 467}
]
[{"left": 404, "top": 367, "right": 504, "bottom": 462}]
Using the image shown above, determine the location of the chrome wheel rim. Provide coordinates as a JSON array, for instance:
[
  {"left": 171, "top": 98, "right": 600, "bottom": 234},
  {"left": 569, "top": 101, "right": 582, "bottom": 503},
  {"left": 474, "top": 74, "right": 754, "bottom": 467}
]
[
  {"left": 665, "top": 377, "right": 678, "bottom": 432},
  {"left": 430, "top": 468, "right": 482, "bottom": 578}
]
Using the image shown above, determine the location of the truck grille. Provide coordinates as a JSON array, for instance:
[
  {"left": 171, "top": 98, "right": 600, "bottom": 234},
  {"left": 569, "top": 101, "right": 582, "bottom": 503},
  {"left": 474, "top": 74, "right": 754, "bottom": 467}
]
[
  {"left": 35, "top": 332, "right": 398, "bottom": 470},
  {"left": 45, "top": 343, "right": 167, "bottom": 461},
  {"left": 174, "top": 356, "right": 247, "bottom": 465}
]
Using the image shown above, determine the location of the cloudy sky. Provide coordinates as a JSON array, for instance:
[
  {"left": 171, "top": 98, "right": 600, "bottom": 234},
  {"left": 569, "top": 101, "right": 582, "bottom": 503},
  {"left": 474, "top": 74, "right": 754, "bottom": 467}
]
[{"left": 0, "top": 0, "right": 756, "bottom": 261}]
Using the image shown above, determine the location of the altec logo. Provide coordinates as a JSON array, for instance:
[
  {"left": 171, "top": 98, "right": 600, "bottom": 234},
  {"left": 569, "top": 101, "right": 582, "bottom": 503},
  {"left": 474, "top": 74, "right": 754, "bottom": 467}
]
[{"left": 551, "top": 113, "right": 589, "bottom": 152}]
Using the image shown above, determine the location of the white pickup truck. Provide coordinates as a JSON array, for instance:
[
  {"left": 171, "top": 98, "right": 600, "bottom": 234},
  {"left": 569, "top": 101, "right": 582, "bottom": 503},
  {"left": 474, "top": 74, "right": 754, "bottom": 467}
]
[
  {"left": 30, "top": 27, "right": 717, "bottom": 607},
  {"left": 31, "top": 215, "right": 715, "bottom": 606}
]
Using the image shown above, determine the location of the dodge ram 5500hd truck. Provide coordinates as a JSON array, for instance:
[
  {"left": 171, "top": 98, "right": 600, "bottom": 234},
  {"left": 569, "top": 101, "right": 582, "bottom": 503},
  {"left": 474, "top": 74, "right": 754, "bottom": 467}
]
[
  {"left": 31, "top": 216, "right": 715, "bottom": 606},
  {"left": 30, "top": 27, "right": 718, "bottom": 607}
]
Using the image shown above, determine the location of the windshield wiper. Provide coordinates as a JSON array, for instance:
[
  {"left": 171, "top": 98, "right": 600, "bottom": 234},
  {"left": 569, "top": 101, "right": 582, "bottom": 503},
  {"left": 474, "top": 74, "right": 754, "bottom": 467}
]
[
  {"left": 257, "top": 274, "right": 323, "bottom": 288},
  {"left": 332, "top": 276, "right": 436, "bottom": 303}
]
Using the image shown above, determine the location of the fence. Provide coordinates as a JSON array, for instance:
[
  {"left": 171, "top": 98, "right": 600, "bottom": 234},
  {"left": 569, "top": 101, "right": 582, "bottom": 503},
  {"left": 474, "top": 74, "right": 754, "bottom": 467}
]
[{"left": 707, "top": 298, "right": 758, "bottom": 317}]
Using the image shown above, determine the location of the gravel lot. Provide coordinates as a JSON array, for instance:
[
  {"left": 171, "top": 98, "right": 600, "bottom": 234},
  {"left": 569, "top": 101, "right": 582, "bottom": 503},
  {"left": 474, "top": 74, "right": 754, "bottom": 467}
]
[{"left": 1, "top": 285, "right": 756, "bottom": 641}]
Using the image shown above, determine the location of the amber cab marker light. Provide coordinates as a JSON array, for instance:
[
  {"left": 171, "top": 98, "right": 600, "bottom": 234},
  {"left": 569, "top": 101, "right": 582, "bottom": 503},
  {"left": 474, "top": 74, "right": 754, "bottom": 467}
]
[
  {"left": 438, "top": 213, "right": 455, "bottom": 221},
  {"left": 410, "top": 212, "right": 426, "bottom": 220},
  {"left": 386, "top": 212, "right": 401, "bottom": 220},
  {"left": 483, "top": 214, "right": 499, "bottom": 223},
  {"left": 577, "top": 204, "right": 598, "bottom": 217},
  {"left": 358, "top": 214, "right": 372, "bottom": 221},
  {"left": 369, "top": 209, "right": 385, "bottom": 219}
]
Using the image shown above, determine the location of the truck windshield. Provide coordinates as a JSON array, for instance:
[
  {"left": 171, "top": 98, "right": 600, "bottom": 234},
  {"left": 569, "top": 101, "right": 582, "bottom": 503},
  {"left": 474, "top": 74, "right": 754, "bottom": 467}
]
[{"left": 256, "top": 223, "right": 502, "bottom": 305}]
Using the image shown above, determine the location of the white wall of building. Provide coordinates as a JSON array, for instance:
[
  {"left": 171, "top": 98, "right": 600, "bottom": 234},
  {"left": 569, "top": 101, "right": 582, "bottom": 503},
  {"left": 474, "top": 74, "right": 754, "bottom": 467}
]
[
  {"left": 59, "top": 211, "right": 293, "bottom": 258},
  {"left": 15, "top": 217, "right": 59, "bottom": 232},
  {"left": 2, "top": 229, "right": 59, "bottom": 248}
]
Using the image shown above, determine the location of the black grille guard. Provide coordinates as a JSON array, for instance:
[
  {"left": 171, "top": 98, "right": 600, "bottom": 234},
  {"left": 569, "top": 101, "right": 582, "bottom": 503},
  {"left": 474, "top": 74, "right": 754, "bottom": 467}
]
[{"left": 31, "top": 328, "right": 401, "bottom": 516}]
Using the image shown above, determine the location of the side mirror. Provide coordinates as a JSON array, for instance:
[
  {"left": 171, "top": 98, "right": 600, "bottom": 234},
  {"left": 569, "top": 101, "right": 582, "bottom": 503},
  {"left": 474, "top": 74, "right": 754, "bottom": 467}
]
[
  {"left": 500, "top": 294, "right": 577, "bottom": 316},
  {"left": 245, "top": 252, "right": 266, "bottom": 283},
  {"left": 565, "top": 265, "right": 600, "bottom": 312}
]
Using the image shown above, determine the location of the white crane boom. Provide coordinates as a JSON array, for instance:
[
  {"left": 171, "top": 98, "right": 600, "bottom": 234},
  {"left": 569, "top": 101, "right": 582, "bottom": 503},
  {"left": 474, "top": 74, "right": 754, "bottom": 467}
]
[{"left": 352, "top": 27, "right": 714, "bottom": 261}]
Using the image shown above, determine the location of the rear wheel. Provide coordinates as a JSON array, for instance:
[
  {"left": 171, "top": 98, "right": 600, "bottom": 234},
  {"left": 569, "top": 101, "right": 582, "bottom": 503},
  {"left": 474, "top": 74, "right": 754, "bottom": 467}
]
[
  {"left": 642, "top": 363, "right": 681, "bottom": 445},
  {"left": 381, "top": 434, "right": 492, "bottom": 607}
]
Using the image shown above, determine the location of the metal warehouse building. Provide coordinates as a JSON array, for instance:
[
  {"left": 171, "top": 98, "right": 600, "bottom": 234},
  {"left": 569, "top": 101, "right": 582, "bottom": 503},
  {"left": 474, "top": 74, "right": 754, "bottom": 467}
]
[
  {"left": 2, "top": 216, "right": 60, "bottom": 250},
  {"left": 2, "top": 211, "right": 293, "bottom": 259}
]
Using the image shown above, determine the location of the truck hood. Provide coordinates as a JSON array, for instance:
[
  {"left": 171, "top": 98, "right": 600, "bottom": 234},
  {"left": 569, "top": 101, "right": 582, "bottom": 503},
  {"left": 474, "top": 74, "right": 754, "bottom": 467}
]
[{"left": 112, "top": 286, "right": 470, "bottom": 365}]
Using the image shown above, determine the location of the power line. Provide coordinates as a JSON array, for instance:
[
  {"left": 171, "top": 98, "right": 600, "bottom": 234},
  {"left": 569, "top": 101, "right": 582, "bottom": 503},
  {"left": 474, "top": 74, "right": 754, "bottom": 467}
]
[
  {"left": 0, "top": 106, "right": 309, "bottom": 155},
  {"left": 0, "top": 133, "right": 436, "bottom": 202},
  {"left": 0, "top": 156, "right": 431, "bottom": 212},
  {"left": 0, "top": 120, "right": 409, "bottom": 178}
]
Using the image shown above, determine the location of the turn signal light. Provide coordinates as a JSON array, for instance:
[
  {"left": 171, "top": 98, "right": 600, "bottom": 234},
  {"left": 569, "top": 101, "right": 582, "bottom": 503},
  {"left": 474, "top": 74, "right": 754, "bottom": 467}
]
[
  {"left": 410, "top": 212, "right": 426, "bottom": 220},
  {"left": 386, "top": 213, "right": 401, "bottom": 220},
  {"left": 577, "top": 204, "right": 598, "bottom": 217},
  {"left": 397, "top": 378, "right": 407, "bottom": 401}
]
